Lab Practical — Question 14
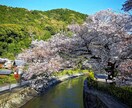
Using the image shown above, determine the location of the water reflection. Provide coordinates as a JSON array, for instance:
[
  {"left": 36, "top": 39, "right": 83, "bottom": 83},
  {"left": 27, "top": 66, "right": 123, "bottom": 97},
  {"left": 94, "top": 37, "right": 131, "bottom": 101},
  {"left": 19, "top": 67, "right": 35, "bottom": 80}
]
[{"left": 22, "top": 76, "right": 86, "bottom": 108}]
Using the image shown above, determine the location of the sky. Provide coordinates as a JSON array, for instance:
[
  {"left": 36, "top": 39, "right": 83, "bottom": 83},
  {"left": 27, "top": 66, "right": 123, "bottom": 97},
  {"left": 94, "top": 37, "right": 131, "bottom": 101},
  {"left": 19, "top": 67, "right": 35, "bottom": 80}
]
[{"left": 0, "top": 0, "right": 126, "bottom": 14}]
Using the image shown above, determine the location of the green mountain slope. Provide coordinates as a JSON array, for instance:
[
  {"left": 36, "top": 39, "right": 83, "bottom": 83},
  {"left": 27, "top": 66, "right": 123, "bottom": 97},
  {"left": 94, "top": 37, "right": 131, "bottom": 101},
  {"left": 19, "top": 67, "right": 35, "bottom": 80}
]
[{"left": 0, "top": 5, "right": 87, "bottom": 59}]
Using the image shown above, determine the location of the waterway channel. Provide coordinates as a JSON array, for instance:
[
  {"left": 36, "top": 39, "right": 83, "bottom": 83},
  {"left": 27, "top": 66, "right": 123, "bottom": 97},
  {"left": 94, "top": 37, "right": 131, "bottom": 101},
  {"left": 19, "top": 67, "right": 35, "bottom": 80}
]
[{"left": 22, "top": 76, "right": 86, "bottom": 108}]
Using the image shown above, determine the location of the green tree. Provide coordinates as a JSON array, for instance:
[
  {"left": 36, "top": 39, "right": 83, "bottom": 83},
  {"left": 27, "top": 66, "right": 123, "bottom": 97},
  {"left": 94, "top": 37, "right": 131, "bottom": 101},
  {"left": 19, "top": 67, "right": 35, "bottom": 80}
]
[{"left": 122, "top": 0, "right": 132, "bottom": 11}]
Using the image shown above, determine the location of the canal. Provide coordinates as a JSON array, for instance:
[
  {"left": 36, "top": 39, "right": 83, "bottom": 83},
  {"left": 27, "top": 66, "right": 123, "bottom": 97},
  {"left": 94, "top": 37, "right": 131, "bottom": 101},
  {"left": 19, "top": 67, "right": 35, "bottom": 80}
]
[{"left": 22, "top": 76, "right": 86, "bottom": 108}]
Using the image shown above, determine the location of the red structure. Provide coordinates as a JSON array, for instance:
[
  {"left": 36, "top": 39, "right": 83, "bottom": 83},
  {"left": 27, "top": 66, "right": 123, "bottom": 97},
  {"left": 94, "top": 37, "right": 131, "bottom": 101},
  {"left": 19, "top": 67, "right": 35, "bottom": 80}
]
[{"left": 14, "top": 72, "right": 20, "bottom": 80}]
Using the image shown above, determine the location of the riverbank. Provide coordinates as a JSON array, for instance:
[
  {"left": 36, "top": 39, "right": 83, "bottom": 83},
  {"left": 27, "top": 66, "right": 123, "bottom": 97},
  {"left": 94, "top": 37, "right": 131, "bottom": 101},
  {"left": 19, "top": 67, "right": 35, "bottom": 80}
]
[
  {"left": 83, "top": 78, "right": 129, "bottom": 108},
  {"left": 0, "top": 72, "right": 88, "bottom": 108}
]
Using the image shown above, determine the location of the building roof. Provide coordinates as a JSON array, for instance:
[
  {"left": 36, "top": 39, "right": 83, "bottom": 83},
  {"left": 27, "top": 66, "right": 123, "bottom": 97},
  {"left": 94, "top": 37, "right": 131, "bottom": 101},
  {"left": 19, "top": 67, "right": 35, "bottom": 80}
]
[
  {"left": 94, "top": 74, "right": 108, "bottom": 79},
  {"left": 0, "top": 59, "right": 7, "bottom": 64},
  {"left": 14, "top": 60, "right": 25, "bottom": 66},
  {"left": 0, "top": 69, "right": 12, "bottom": 75}
]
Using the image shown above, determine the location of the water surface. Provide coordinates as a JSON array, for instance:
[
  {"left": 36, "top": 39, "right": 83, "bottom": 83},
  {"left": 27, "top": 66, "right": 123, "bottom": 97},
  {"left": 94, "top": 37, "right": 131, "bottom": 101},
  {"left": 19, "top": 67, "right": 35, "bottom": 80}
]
[{"left": 22, "top": 76, "right": 86, "bottom": 108}]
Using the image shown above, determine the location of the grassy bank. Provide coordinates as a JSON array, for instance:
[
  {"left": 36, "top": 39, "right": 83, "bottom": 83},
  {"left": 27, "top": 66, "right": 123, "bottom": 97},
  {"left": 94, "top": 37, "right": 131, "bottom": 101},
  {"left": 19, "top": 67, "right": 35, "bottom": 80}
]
[
  {"left": 87, "top": 75, "right": 132, "bottom": 107},
  {"left": 0, "top": 74, "right": 16, "bottom": 85},
  {"left": 52, "top": 69, "right": 92, "bottom": 77}
]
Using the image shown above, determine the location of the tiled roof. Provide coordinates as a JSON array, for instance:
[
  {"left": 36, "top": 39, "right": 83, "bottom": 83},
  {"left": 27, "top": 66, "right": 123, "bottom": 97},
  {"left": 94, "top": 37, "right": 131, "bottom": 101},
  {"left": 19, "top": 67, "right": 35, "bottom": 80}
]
[{"left": 14, "top": 60, "right": 25, "bottom": 66}]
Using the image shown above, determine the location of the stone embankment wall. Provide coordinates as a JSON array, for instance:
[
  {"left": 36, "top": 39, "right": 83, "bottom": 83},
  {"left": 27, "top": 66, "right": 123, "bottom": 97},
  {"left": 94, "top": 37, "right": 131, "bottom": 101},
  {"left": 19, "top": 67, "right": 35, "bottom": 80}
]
[
  {"left": 0, "top": 87, "right": 37, "bottom": 108},
  {"left": 83, "top": 79, "right": 128, "bottom": 108},
  {"left": 83, "top": 92, "right": 107, "bottom": 108},
  {"left": 83, "top": 79, "right": 107, "bottom": 108}
]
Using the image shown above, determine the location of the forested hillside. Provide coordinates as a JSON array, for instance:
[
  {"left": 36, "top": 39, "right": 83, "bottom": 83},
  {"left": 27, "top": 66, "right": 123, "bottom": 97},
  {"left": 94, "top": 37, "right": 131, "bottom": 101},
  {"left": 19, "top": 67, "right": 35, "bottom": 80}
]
[{"left": 0, "top": 5, "right": 87, "bottom": 59}]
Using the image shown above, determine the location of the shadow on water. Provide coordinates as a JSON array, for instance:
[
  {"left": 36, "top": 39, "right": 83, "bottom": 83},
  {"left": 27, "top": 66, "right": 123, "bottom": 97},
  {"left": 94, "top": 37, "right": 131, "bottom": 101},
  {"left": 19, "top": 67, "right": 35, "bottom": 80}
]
[{"left": 21, "top": 76, "right": 86, "bottom": 108}]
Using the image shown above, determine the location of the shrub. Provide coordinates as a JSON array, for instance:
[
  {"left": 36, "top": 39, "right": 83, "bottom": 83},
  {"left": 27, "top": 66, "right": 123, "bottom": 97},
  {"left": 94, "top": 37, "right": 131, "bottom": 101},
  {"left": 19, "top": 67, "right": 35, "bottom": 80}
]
[
  {"left": 52, "top": 69, "right": 89, "bottom": 77},
  {"left": 0, "top": 74, "right": 16, "bottom": 85}
]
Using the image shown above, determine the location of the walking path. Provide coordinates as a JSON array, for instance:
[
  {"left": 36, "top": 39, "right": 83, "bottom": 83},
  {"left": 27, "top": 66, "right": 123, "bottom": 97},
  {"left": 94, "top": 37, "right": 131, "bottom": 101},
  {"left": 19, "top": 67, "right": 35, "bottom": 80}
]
[
  {"left": 0, "top": 81, "right": 29, "bottom": 93},
  {"left": 95, "top": 74, "right": 132, "bottom": 85}
]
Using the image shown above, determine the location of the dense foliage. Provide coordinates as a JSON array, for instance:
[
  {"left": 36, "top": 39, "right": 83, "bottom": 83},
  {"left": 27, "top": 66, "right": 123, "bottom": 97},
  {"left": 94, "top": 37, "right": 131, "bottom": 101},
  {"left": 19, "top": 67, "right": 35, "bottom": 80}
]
[
  {"left": 0, "top": 5, "right": 87, "bottom": 59},
  {"left": 0, "top": 24, "right": 31, "bottom": 59},
  {"left": 122, "top": 0, "right": 132, "bottom": 12},
  {"left": 44, "top": 9, "right": 87, "bottom": 24}
]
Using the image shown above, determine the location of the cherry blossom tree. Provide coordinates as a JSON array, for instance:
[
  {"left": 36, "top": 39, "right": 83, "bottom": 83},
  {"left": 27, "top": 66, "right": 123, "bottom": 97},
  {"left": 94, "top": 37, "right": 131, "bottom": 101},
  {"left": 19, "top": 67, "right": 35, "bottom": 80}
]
[
  {"left": 18, "top": 10, "right": 132, "bottom": 80},
  {"left": 17, "top": 34, "right": 77, "bottom": 79},
  {"left": 73, "top": 10, "right": 132, "bottom": 76}
]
